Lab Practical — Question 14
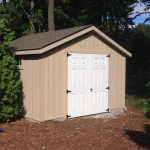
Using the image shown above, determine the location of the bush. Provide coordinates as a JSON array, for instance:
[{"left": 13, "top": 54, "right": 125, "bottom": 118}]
[
  {"left": 133, "top": 100, "right": 150, "bottom": 119},
  {"left": 133, "top": 100, "right": 150, "bottom": 111},
  {"left": 0, "top": 19, "right": 20, "bottom": 123}
]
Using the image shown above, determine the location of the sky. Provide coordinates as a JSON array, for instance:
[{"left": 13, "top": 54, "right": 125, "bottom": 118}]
[{"left": 131, "top": 2, "right": 150, "bottom": 25}]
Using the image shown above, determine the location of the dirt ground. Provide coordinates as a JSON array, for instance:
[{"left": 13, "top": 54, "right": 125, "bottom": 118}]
[{"left": 0, "top": 99, "right": 150, "bottom": 150}]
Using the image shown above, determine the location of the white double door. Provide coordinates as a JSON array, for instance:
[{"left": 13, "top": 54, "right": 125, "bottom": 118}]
[{"left": 68, "top": 53, "right": 109, "bottom": 118}]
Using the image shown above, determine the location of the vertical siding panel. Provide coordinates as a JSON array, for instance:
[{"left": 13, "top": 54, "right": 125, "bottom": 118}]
[
  {"left": 98, "top": 39, "right": 102, "bottom": 51},
  {"left": 38, "top": 57, "right": 43, "bottom": 121},
  {"left": 49, "top": 51, "right": 55, "bottom": 119},
  {"left": 110, "top": 51, "right": 115, "bottom": 109},
  {"left": 80, "top": 35, "right": 85, "bottom": 51},
  {"left": 54, "top": 49, "right": 60, "bottom": 118},
  {"left": 43, "top": 53, "right": 49, "bottom": 120},
  {"left": 59, "top": 48, "right": 66, "bottom": 118},
  {"left": 85, "top": 33, "right": 90, "bottom": 51},
  {"left": 32, "top": 59, "right": 36, "bottom": 120},
  {"left": 95, "top": 36, "right": 99, "bottom": 51},
  {"left": 89, "top": 34, "right": 94, "bottom": 50},
  {"left": 122, "top": 57, "right": 126, "bottom": 108},
  {"left": 37, "top": 56, "right": 44, "bottom": 121},
  {"left": 109, "top": 51, "right": 113, "bottom": 109},
  {"left": 117, "top": 55, "right": 121, "bottom": 108},
  {"left": 114, "top": 51, "right": 118, "bottom": 109},
  {"left": 26, "top": 59, "right": 33, "bottom": 119},
  {"left": 90, "top": 35, "right": 96, "bottom": 51}
]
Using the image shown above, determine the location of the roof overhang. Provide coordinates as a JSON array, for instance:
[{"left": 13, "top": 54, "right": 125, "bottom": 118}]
[{"left": 15, "top": 26, "right": 132, "bottom": 57}]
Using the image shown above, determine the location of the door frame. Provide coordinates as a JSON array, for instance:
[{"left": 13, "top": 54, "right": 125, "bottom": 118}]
[{"left": 65, "top": 51, "right": 111, "bottom": 119}]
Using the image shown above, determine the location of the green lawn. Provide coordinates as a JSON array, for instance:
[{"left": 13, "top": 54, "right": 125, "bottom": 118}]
[{"left": 126, "top": 77, "right": 150, "bottom": 98}]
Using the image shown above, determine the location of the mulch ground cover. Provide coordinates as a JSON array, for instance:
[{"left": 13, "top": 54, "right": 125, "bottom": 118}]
[{"left": 0, "top": 99, "right": 150, "bottom": 150}]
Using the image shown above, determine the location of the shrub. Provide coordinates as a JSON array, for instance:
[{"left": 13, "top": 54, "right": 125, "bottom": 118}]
[
  {"left": 133, "top": 100, "right": 150, "bottom": 111},
  {"left": 0, "top": 19, "right": 20, "bottom": 122},
  {"left": 133, "top": 100, "right": 150, "bottom": 119}
]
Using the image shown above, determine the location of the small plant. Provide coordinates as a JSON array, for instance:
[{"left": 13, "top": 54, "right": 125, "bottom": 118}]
[
  {"left": 133, "top": 100, "right": 150, "bottom": 119},
  {"left": 133, "top": 100, "right": 150, "bottom": 111}
]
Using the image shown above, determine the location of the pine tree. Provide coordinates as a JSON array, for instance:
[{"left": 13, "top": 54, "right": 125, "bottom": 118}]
[{"left": 0, "top": 19, "right": 20, "bottom": 123}]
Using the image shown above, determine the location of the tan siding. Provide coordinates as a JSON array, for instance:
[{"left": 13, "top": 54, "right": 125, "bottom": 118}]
[
  {"left": 47, "top": 51, "right": 55, "bottom": 119},
  {"left": 43, "top": 50, "right": 55, "bottom": 120},
  {"left": 25, "top": 59, "right": 33, "bottom": 118},
  {"left": 59, "top": 49, "right": 66, "bottom": 118},
  {"left": 122, "top": 57, "right": 126, "bottom": 108},
  {"left": 54, "top": 49, "right": 60, "bottom": 118},
  {"left": 109, "top": 50, "right": 126, "bottom": 110},
  {"left": 43, "top": 52, "right": 50, "bottom": 120},
  {"left": 19, "top": 56, "right": 43, "bottom": 121}
]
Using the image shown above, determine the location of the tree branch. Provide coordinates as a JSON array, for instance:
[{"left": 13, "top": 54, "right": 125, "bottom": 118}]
[{"left": 132, "top": 11, "right": 150, "bottom": 20}]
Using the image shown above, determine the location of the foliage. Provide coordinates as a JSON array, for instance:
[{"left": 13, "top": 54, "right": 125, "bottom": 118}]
[
  {"left": 127, "top": 23, "right": 150, "bottom": 74},
  {"left": 133, "top": 99, "right": 150, "bottom": 119},
  {"left": 0, "top": 19, "right": 20, "bottom": 123},
  {"left": 54, "top": 0, "right": 138, "bottom": 49},
  {"left": 133, "top": 100, "right": 150, "bottom": 111},
  {"left": 0, "top": 0, "right": 139, "bottom": 47}
]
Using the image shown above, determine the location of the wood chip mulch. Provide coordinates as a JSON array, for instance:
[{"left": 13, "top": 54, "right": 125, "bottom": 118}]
[{"left": 0, "top": 106, "right": 150, "bottom": 150}]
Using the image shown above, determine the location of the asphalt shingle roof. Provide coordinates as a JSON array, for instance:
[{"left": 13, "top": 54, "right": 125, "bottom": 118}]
[{"left": 11, "top": 25, "right": 92, "bottom": 51}]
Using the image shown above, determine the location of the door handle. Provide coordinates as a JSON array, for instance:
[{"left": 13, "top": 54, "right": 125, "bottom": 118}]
[{"left": 90, "top": 88, "right": 93, "bottom": 92}]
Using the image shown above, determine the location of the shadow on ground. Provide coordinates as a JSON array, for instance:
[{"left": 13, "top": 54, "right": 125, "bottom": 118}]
[{"left": 125, "top": 124, "right": 150, "bottom": 149}]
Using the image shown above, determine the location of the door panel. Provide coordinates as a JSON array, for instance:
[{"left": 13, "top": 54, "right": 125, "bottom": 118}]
[
  {"left": 68, "top": 53, "right": 109, "bottom": 118},
  {"left": 68, "top": 54, "right": 90, "bottom": 118},
  {"left": 90, "top": 54, "right": 108, "bottom": 114}
]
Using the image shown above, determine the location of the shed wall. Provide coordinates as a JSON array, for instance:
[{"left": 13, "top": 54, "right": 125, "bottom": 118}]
[
  {"left": 20, "top": 31, "right": 126, "bottom": 121},
  {"left": 63, "top": 32, "right": 126, "bottom": 110},
  {"left": 19, "top": 56, "right": 43, "bottom": 121}
]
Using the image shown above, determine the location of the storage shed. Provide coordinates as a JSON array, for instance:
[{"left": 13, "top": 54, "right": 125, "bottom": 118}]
[{"left": 11, "top": 25, "right": 132, "bottom": 121}]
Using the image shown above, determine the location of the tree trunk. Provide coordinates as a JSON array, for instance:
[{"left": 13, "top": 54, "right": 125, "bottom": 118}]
[
  {"left": 48, "top": 0, "right": 55, "bottom": 31},
  {"left": 30, "top": 0, "right": 35, "bottom": 33}
]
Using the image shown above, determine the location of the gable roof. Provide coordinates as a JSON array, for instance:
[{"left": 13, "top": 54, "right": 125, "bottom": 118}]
[{"left": 12, "top": 25, "right": 132, "bottom": 57}]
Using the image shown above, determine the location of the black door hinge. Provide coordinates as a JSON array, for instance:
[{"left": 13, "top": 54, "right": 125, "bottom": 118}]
[
  {"left": 66, "top": 115, "right": 71, "bottom": 119},
  {"left": 106, "top": 87, "right": 110, "bottom": 90},
  {"left": 106, "top": 54, "right": 110, "bottom": 58},
  {"left": 67, "top": 90, "right": 72, "bottom": 94},
  {"left": 67, "top": 53, "right": 72, "bottom": 57},
  {"left": 105, "top": 108, "right": 109, "bottom": 112}
]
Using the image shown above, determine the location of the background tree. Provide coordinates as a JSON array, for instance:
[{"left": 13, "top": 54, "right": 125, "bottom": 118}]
[
  {"left": 127, "top": 23, "right": 150, "bottom": 74},
  {"left": 0, "top": 19, "right": 20, "bottom": 123}
]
